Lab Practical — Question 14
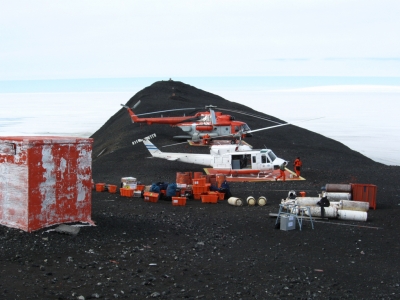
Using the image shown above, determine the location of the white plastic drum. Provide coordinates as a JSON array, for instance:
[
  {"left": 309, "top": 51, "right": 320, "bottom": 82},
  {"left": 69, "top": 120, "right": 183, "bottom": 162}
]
[
  {"left": 228, "top": 197, "right": 243, "bottom": 206},
  {"left": 305, "top": 206, "right": 338, "bottom": 218},
  {"left": 257, "top": 196, "right": 267, "bottom": 206},
  {"left": 246, "top": 196, "right": 256, "bottom": 206},
  {"left": 337, "top": 209, "right": 367, "bottom": 221},
  {"left": 340, "top": 200, "right": 369, "bottom": 212},
  {"left": 295, "top": 197, "right": 321, "bottom": 206},
  {"left": 325, "top": 192, "right": 351, "bottom": 201},
  {"left": 325, "top": 184, "right": 352, "bottom": 193}
]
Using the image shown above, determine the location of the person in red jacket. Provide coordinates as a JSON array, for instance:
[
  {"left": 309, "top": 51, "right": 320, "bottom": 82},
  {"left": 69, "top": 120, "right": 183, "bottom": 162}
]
[{"left": 293, "top": 157, "right": 302, "bottom": 177}]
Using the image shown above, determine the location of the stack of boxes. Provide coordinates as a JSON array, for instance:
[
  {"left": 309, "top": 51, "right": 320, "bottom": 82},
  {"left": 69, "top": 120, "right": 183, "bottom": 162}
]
[{"left": 118, "top": 177, "right": 144, "bottom": 198}]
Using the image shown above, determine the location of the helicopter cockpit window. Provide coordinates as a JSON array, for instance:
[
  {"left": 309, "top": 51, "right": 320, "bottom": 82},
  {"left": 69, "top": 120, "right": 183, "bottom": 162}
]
[
  {"left": 242, "top": 124, "right": 251, "bottom": 131},
  {"left": 268, "top": 151, "right": 277, "bottom": 162},
  {"left": 262, "top": 154, "right": 271, "bottom": 164},
  {"left": 234, "top": 126, "right": 240, "bottom": 132}
]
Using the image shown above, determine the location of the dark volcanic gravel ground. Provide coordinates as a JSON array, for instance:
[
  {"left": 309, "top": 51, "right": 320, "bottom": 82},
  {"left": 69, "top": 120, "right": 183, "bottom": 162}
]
[{"left": 1, "top": 80, "right": 400, "bottom": 299}]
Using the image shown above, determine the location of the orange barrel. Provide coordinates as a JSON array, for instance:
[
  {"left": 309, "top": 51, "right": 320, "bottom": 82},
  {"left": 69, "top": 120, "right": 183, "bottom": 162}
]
[
  {"left": 193, "top": 172, "right": 204, "bottom": 179},
  {"left": 209, "top": 177, "right": 217, "bottom": 187},
  {"left": 205, "top": 175, "right": 214, "bottom": 183},
  {"left": 299, "top": 191, "right": 306, "bottom": 197},
  {"left": 216, "top": 174, "right": 226, "bottom": 188},
  {"left": 189, "top": 172, "right": 193, "bottom": 184}
]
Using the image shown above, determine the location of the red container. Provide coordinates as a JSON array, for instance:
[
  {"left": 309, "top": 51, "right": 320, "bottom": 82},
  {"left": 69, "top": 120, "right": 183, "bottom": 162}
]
[
  {"left": 108, "top": 185, "right": 117, "bottom": 193},
  {"left": 176, "top": 172, "right": 192, "bottom": 184},
  {"left": 120, "top": 188, "right": 134, "bottom": 197},
  {"left": 0, "top": 136, "right": 93, "bottom": 232},
  {"left": 135, "top": 184, "right": 145, "bottom": 191},
  {"left": 96, "top": 183, "right": 106, "bottom": 192},
  {"left": 193, "top": 178, "right": 206, "bottom": 186},
  {"left": 172, "top": 197, "right": 186, "bottom": 206},
  {"left": 299, "top": 191, "right": 306, "bottom": 197},
  {"left": 193, "top": 185, "right": 208, "bottom": 194},
  {"left": 216, "top": 174, "right": 226, "bottom": 188},
  {"left": 201, "top": 194, "right": 218, "bottom": 203},
  {"left": 144, "top": 192, "right": 159, "bottom": 203},
  {"left": 351, "top": 184, "right": 377, "bottom": 209},
  {"left": 193, "top": 172, "right": 204, "bottom": 179},
  {"left": 217, "top": 192, "right": 225, "bottom": 200}
]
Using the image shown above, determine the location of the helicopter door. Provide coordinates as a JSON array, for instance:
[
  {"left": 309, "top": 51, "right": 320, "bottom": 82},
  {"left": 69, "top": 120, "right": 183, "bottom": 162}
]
[
  {"left": 214, "top": 156, "right": 230, "bottom": 168},
  {"left": 256, "top": 153, "right": 272, "bottom": 171}
]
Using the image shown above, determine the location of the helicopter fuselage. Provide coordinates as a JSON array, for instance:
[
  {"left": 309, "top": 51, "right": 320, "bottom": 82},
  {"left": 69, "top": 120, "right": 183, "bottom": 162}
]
[
  {"left": 133, "top": 134, "right": 287, "bottom": 174},
  {"left": 124, "top": 105, "right": 252, "bottom": 141}
]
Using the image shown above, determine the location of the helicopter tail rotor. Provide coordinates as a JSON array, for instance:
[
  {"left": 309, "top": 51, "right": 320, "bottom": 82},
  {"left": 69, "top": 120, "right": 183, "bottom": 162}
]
[{"left": 132, "top": 133, "right": 157, "bottom": 146}]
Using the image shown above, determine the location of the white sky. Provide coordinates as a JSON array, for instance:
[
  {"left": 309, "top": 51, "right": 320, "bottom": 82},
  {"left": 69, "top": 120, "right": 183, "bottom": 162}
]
[{"left": 1, "top": 0, "right": 400, "bottom": 80}]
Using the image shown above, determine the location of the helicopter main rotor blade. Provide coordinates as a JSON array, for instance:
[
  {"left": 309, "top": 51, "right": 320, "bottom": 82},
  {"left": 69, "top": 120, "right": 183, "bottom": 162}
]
[
  {"left": 216, "top": 108, "right": 283, "bottom": 125},
  {"left": 246, "top": 123, "right": 289, "bottom": 133},
  {"left": 161, "top": 141, "right": 190, "bottom": 148},
  {"left": 135, "top": 107, "right": 197, "bottom": 116}
]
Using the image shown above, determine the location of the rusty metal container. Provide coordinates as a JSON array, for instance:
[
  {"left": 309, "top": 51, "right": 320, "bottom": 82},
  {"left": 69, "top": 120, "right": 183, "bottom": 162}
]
[
  {"left": 0, "top": 136, "right": 93, "bottom": 232},
  {"left": 351, "top": 183, "right": 377, "bottom": 210}
]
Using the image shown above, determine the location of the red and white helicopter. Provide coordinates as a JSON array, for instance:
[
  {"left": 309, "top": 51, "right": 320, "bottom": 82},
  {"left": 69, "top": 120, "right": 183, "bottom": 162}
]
[
  {"left": 122, "top": 101, "right": 287, "bottom": 144},
  {"left": 132, "top": 133, "right": 288, "bottom": 176}
]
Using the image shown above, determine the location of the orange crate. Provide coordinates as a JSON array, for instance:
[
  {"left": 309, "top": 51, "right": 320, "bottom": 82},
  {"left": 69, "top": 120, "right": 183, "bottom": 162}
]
[
  {"left": 143, "top": 192, "right": 159, "bottom": 203},
  {"left": 96, "top": 183, "right": 105, "bottom": 192},
  {"left": 192, "top": 178, "right": 206, "bottom": 186},
  {"left": 108, "top": 185, "right": 117, "bottom": 193},
  {"left": 193, "top": 185, "right": 208, "bottom": 194},
  {"left": 135, "top": 184, "right": 145, "bottom": 191},
  {"left": 120, "top": 188, "right": 134, "bottom": 197},
  {"left": 172, "top": 197, "right": 186, "bottom": 206},
  {"left": 217, "top": 192, "right": 225, "bottom": 200},
  {"left": 201, "top": 194, "right": 218, "bottom": 203},
  {"left": 160, "top": 189, "right": 166, "bottom": 196},
  {"left": 193, "top": 193, "right": 202, "bottom": 200}
]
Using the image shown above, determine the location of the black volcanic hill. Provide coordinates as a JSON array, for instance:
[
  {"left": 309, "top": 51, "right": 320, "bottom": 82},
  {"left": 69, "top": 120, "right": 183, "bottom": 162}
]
[{"left": 90, "top": 80, "right": 385, "bottom": 190}]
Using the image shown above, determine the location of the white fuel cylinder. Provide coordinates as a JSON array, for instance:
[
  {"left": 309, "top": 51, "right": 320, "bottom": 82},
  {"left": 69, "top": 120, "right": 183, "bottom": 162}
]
[
  {"left": 246, "top": 196, "right": 256, "bottom": 206},
  {"left": 329, "top": 201, "right": 341, "bottom": 209},
  {"left": 228, "top": 197, "right": 243, "bottom": 206},
  {"left": 325, "top": 192, "right": 351, "bottom": 201},
  {"left": 257, "top": 196, "right": 267, "bottom": 206},
  {"left": 340, "top": 200, "right": 369, "bottom": 212},
  {"left": 325, "top": 184, "right": 352, "bottom": 193},
  {"left": 295, "top": 197, "right": 321, "bottom": 207},
  {"left": 305, "top": 206, "right": 338, "bottom": 218},
  {"left": 337, "top": 209, "right": 367, "bottom": 221}
]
